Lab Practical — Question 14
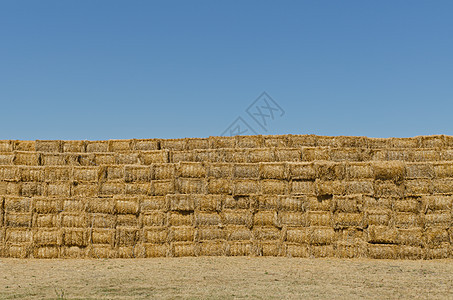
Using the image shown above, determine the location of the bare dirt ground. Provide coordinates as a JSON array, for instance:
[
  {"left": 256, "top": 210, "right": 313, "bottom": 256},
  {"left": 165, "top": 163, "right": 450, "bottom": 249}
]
[{"left": 0, "top": 258, "right": 452, "bottom": 299}]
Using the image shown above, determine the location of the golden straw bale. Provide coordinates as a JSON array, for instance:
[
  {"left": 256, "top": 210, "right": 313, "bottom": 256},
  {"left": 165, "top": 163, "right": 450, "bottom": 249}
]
[
  {"left": 363, "top": 196, "right": 393, "bottom": 210},
  {"left": 432, "top": 178, "right": 453, "bottom": 194},
  {"left": 199, "top": 241, "right": 226, "bottom": 256},
  {"left": 168, "top": 226, "right": 195, "bottom": 242},
  {"left": 422, "top": 195, "right": 452, "bottom": 212},
  {"left": 226, "top": 241, "right": 254, "bottom": 256},
  {"left": 170, "top": 150, "right": 195, "bottom": 163},
  {"left": 63, "top": 228, "right": 88, "bottom": 247},
  {"left": 252, "top": 226, "right": 281, "bottom": 241},
  {"left": 364, "top": 209, "right": 392, "bottom": 226},
  {"left": 433, "top": 162, "right": 453, "bottom": 178},
  {"left": 141, "top": 212, "right": 166, "bottom": 227},
  {"left": 176, "top": 178, "right": 206, "bottom": 194},
  {"left": 141, "top": 196, "right": 167, "bottom": 212},
  {"left": 85, "top": 141, "right": 108, "bottom": 153},
  {"left": 40, "top": 153, "right": 67, "bottom": 166},
  {"left": 94, "top": 153, "right": 116, "bottom": 165},
  {"left": 88, "top": 245, "right": 117, "bottom": 258},
  {"left": 232, "top": 179, "right": 258, "bottom": 195},
  {"left": 279, "top": 211, "right": 306, "bottom": 226},
  {"left": 335, "top": 228, "right": 364, "bottom": 244},
  {"left": 6, "top": 244, "right": 32, "bottom": 258},
  {"left": 333, "top": 213, "right": 364, "bottom": 229},
  {"left": 367, "top": 244, "right": 397, "bottom": 259},
  {"left": 170, "top": 242, "right": 197, "bottom": 257},
  {"left": 187, "top": 149, "right": 210, "bottom": 162},
  {"left": 301, "top": 147, "right": 330, "bottom": 161},
  {"left": 418, "top": 135, "right": 445, "bottom": 148},
  {"left": 152, "top": 163, "right": 175, "bottom": 180},
  {"left": 71, "top": 182, "right": 97, "bottom": 197},
  {"left": 425, "top": 244, "right": 450, "bottom": 259},
  {"left": 178, "top": 162, "right": 206, "bottom": 178},
  {"left": 316, "top": 180, "right": 345, "bottom": 196},
  {"left": 36, "top": 140, "right": 63, "bottom": 153},
  {"left": 186, "top": 138, "right": 209, "bottom": 150},
  {"left": 314, "top": 161, "right": 346, "bottom": 181},
  {"left": 259, "top": 163, "right": 287, "bottom": 180},
  {"left": 108, "top": 139, "right": 133, "bottom": 152},
  {"left": 221, "top": 209, "right": 253, "bottom": 228},
  {"left": 5, "top": 212, "right": 32, "bottom": 227},
  {"left": 33, "top": 246, "right": 59, "bottom": 259},
  {"left": 413, "top": 149, "right": 441, "bottom": 162},
  {"left": 33, "top": 228, "right": 62, "bottom": 246},
  {"left": 194, "top": 194, "right": 222, "bottom": 212},
  {"left": 143, "top": 227, "right": 168, "bottom": 244},
  {"left": 333, "top": 194, "right": 363, "bottom": 213},
  {"left": 225, "top": 225, "right": 252, "bottom": 241},
  {"left": 134, "top": 139, "right": 159, "bottom": 151},
  {"left": 160, "top": 139, "right": 186, "bottom": 151},
  {"left": 285, "top": 243, "right": 309, "bottom": 258},
  {"left": 98, "top": 182, "right": 125, "bottom": 196},
  {"left": 344, "top": 180, "right": 374, "bottom": 195},
  {"left": 371, "top": 161, "right": 406, "bottom": 181},
  {"left": 167, "top": 212, "right": 194, "bottom": 226},
  {"left": 144, "top": 243, "right": 168, "bottom": 257},
  {"left": 207, "top": 178, "right": 232, "bottom": 195},
  {"left": 0, "top": 140, "right": 13, "bottom": 152},
  {"left": 195, "top": 212, "right": 221, "bottom": 226},
  {"left": 207, "top": 163, "right": 232, "bottom": 178},
  {"left": 63, "top": 140, "right": 86, "bottom": 153},
  {"left": 1, "top": 181, "right": 21, "bottom": 196},
  {"left": 66, "top": 153, "right": 96, "bottom": 166},
  {"left": 60, "top": 246, "right": 87, "bottom": 258},
  {"left": 4, "top": 196, "right": 31, "bottom": 212},
  {"left": 264, "top": 135, "right": 288, "bottom": 148},
  {"left": 405, "top": 163, "right": 434, "bottom": 179},
  {"left": 116, "top": 227, "right": 138, "bottom": 246},
  {"left": 233, "top": 163, "right": 259, "bottom": 179},
  {"left": 224, "top": 149, "right": 249, "bottom": 163},
  {"left": 367, "top": 225, "right": 397, "bottom": 244},
  {"left": 19, "top": 166, "right": 44, "bottom": 182},
  {"left": 261, "top": 180, "right": 288, "bottom": 195},
  {"left": 307, "top": 211, "right": 331, "bottom": 226},
  {"left": 396, "top": 246, "right": 423, "bottom": 259},
  {"left": 424, "top": 227, "right": 450, "bottom": 247},
  {"left": 61, "top": 196, "right": 87, "bottom": 213},
  {"left": 13, "top": 151, "right": 40, "bottom": 166},
  {"left": 151, "top": 180, "right": 175, "bottom": 196},
  {"left": 253, "top": 211, "right": 278, "bottom": 227},
  {"left": 114, "top": 195, "right": 140, "bottom": 214},
  {"left": 124, "top": 166, "right": 150, "bottom": 183},
  {"left": 373, "top": 180, "right": 404, "bottom": 198},
  {"left": 397, "top": 228, "right": 423, "bottom": 246},
  {"left": 223, "top": 195, "right": 254, "bottom": 210},
  {"left": 43, "top": 166, "right": 70, "bottom": 182},
  {"left": 305, "top": 195, "right": 332, "bottom": 212},
  {"left": 393, "top": 197, "right": 421, "bottom": 213},
  {"left": 0, "top": 153, "right": 14, "bottom": 165},
  {"left": 235, "top": 135, "right": 263, "bottom": 148},
  {"left": 196, "top": 226, "right": 225, "bottom": 241},
  {"left": 309, "top": 227, "right": 335, "bottom": 245},
  {"left": 91, "top": 228, "right": 115, "bottom": 245},
  {"left": 424, "top": 211, "right": 451, "bottom": 227},
  {"left": 33, "top": 214, "right": 59, "bottom": 228},
  {"left": 329, "top": 148, "right": 370, "bottom": 162},
  {"left": 253, "top": 194, "right": 277, "bottom": 210},
  {"left": 259, "top": 241, "right": 281, "bottom": 256},
  {"left": 287, "top": 135, "right": 317, "bottom": 147},
  {"left": 19, "top": 182, "right": 44, "bottom": 197},
  {"left": 116, "top": 214, "right": 139, "bottom": 227},
  {"left": 124, "top": 182, "right": 151, "bottom": 196},
  {"left": 91, "top": 214, "right": 116, "bottom": 228},
  {"left": 274, "top": 148, "right": 301, "bottom": 162},
  {"left": 167, "top": 194, "right": 194, "bottom": 211},
  {"left": 247, "top": 149, "right": 274, "bottom": 163},
  {"left": 87, "top": 197, "right": 114, "bottom": 214},
  {"left": 61, "top": 213, "right": 88, "bottom": 228},
  {"left": 72, "top": 167, "right": 99, "bottom": 182},
  {"left": 310, "top": 245, "right": 334, "bottom": 258},
  {"left": 46, "top": 182, "right": 71, "bottom": 197},
  {"left": 208, "top": 136, "right": 236, "bottom": 149},
  {"left": 392, "top": 212, "right": 422, "bottom": 228},
  {"left": 140, "top": 150, "right": 169, "bottom": 165},
  {"left": 388, "top": 137, "right": 417, "bottom": 148},
  {"left": 285, "top": 227, "right": 309, "bottom": 244},
  {"left": 290, "top": 180, "right": 316, "bottom": 195},
  {"left": 5, "top": 228, "right": 32, "bottom": 243},
  {"left": 335, "top": 241, "right": 367, "bottom": 258},
  {"left": 405, "top": 179, "right": 432, "bottom": 196},
  {"left": 346, "top": 162, "right": 373, "bottom": 179},
  {"left": 13, "top": 140, "right": 35, "bottom": 152},
  {"left": 116, "top": 152, "right": 139, "bottom": 165}
]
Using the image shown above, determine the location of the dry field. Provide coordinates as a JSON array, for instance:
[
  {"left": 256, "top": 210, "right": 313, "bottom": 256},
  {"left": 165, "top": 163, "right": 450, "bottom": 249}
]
[{"left": 1, "top": 258, "right": 452, "bottom": 299}]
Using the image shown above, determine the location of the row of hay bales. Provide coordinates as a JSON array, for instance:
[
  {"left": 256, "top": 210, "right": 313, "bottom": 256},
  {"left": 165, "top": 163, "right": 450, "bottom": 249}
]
[
  {"left": 0, "top": 193, "right": 451, "bottom": 258},
  {"left": 2, "top": 135, "right": 453, "bottom": 152}
]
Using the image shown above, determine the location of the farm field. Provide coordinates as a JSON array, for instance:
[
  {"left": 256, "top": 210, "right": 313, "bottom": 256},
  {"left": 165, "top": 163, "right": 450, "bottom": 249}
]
[{"left": 1, "top": 257, "right": 452, "bottom": 299}]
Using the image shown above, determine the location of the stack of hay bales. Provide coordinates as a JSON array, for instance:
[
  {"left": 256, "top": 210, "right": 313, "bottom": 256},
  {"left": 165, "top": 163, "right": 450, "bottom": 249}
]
[{"left": 0, "top": 135, "right": 452, "bottom": 258}]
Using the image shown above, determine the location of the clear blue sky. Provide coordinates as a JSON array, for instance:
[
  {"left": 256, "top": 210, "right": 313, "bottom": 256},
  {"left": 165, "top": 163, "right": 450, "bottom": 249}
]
[{"left": 1, "top": 1, "right": 452, "bottom": 140}]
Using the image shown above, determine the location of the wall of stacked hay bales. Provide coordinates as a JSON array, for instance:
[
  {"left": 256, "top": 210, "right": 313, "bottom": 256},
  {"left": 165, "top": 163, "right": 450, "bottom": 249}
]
[{"left": 0, "top": 135, "right": 452, "bottom": 259}]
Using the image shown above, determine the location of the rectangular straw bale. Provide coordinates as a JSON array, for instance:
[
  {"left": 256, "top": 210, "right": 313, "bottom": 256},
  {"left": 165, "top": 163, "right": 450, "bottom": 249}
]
[
  {"left": 333, "top": 194, "right": 363, "bottom": 213},
  {"left": 91, "top": 228, "right": 115, "bottom": 245},
  {"left": 0, "top": 140, "right": 13, "bottom": 152},
  {"left": 417, "top": 135, "right": 445, "bottom": 148},
  {"left": 422, "top": 195, "right": 452, "bottom": 212},
  {"left": 196, "top": 226, "right": 225, "bottom": 241},
  {"left": 223, "top": 149, "right": 248, "bottom": 163},
  {"left": 397, "top": 228, "right": 423, "bottom": 246},
  {"left": 19, "top": 166, "right": 44, "bottom": 182},
  {"left": 116, "top": 227, "right": 138, "bottom": 246},
  {"left": 199, "top": 241, "right": 226, "bottom": 256},
  {"left": 167, "top": 212, "right": 194, "bottom": 226},
  {"left": 124, "top": 166, "right": 151, "bottom": 182},
  {"left": 125, "top": 182, "right": 151, "bottom": 195},
  {"left": 6, "top": 244, "right": 32, "bottom": 258},
  {"left": 168, "top": 226, "right": 195, "bottom": 242},
  {"left": 425, "top": 244, "right": 450, "bottom": 259},
  {"left": 316, "top": 180, "right": 345, "bottom": 196},
  {"left": 363, "top": 196, "right": 393, "bottom": 210},
  {"left": 114, "top": 195, "right": 140, "bottom": 214},
  {"left": 264, "top": 135, "right": 288, "bottom": 147},
  {"left": 373, "top": 181, "right": 404, "bottom": 198},
  {"left": 207, "top": 163, "right": 232, "bottom": 178},
  {"left": 143, "top": 243, "right": 168, "bottom": 257},
  {"left": 335, "top": 227, "right": 364, "bottom": 243},
  {"left": 405, "top": 163, "right": 434, "bottom": 179},
  {"left": 151, "top": 180, "right": 175, "bottom": 196},
  {"left": 396, "top": 246, "right": 423, "bottom": 259},
  {"left": 290, "top": 180, "right": 315, "bottom": 195},
  {"left": 433, "top": 162, "right": 453, "bottom": 178},
  {"left": 4, "top": 196, "right": 31, "bottom": 212},
  {"left": 301, "top": 147, "right": 330, "bottom": 161},
  {"left": 160, "top": 139, "right": 186, "bottom": 151},
  {"left": 13, "top": 141, "right": 35, "bottom": 152},
  {"left": 309, "top": 227, "right": 335, "bottom": 245},
  {"left": 85, "top": 141, "right": 108, "bottom": 153},
  {"left": 71, "top": 182, "right": 97, "bottom": 197},
  {"left": 334, "top": 242, "right": 367, "bottom": 258},
  {"left": 259, "top": 163, "right": 287, "bottom": 180},
  {"left": 413, "top": 149, "right": 440, "bottom": 162},
  {"left": 223, "top": 195, "right": 254, "bottom": 209},
  {"left": 260, "top": 241, "right": 281, "bottom": 256},
  {"left": 66, "top": 153, "right": 95, "bottom": 166},
  {"left": 424, "top": 227, "right": 449, "bottom": 247},
  {"left": 261, "top": 179, "right": 287, "bottom": 195},
  {"left": 344, "top": 180, "right": 374, "bottom": 195},
  {"left": 13, "top": 151, "right": 40, "bottom": 166},
  {"left": 233, "top": 179, "right": 258, "bottom": 195},
  {"left": 63, "top": 141, "right": 86, "bottom": 153},
  {"left": 140, "top": 150, "right": 169, "bottom": 164},
  {"left": 33, "top": 214, "right": 59, "bottom": 228},
  {"left": 33, "top": 246, "right": 59, "bottom": 259},
  {"left": 247, "top": 149, "right": 274, "bottom": 163},
  {"left": 333, "top": 213, "right": 364, "bottom": 228},
  {"left": 170, "top": 150, "right": 195, "bottom": 163},
  {"left": 392, "top": 212, "right": 422, "bottom": 228},
  {"left": 143, "top": 227, "right": 168, "bottom": 244},
  {"left": 116, "top": 214, "right": 139, "bottom": 227},
  {"left": 279, "top": 212, "right": 306, "bottom": 226},
  {"left": 286, "top": 227, "right": 309, "bottom": 244},
  {"left": 88, "top": 245, "right": 117, "bottom": 258},
  {"left": 424, "top": 211, "right": 451, "bottom": 227},
  {"left": 176, "top": 178, "right": 206, "bottom": 194},
  {"left": 336, "top": 136, "right": 369, "bottom": 148},
  {"left": 178, "top": 162, "right": 206, "bottom": 178},
  {"left": 0, "top": 153, "right": 14, "bottom": 165},
  {"left": 252, "top": 226, "right": 281, "bottom": 241},
  {"left": 306, "top": 195, "right": 332, "bottom": 211},
  {"left": 233, "top": 163, "right": 259, "bottom": 179},
  {"left": 141, "top": 196, "right": 167, "bottom": 211},
  {"left": 46, "top": 182, "right": 71, "bottom": 197},
  {"left": 314, "top": 136, "right": 336, "bottom": 147},
  {"left": 255, "top": 195, "right": 278, "bottom": 210},
  {"left": 134, "top": 139, "right": 159, "bottom": 151},
  {"left": 94, "top": 153, "right": 116, "bottom": 165},
  {"left": 194, "top": 194, "right": 222, "bottom": 212},
  {"left": 329, "top": 148, "right": 370, "bottom": 162},
  {"left": 19, "top": 182, "right": 44, "bottom": 197},
  {"left": 87, "top": 198, "right": 114, "bottom": 214},
  {"left": 287, "top": 135, "right": 317, "bottom": 147},
  {"left": 61, "top": 213, "right": 88, "bottom": 228},
  {"left": 253, "top": 211, "right": 278, "bottom": 227},
  {"left": 367, "top": 244, "right": 397, "bottom": 259},
  {"left": 72, "top": 166, "right": 99, "bottom": 182},
  {"left": 2, "top": 182, "right": 21, "bottom": 196},
  {"left": 371, "top": 161, "right": 406, "bottom": 181},
  {"left": 60, "top": 246, "right": 87, "bottom": 258},
  {"left": 33, "top": 228, "right": 62, "bottom": 246},
  {"left": 387, "top": 149, "right": 414, "bottom": 161},
  {"left": 142, "top": 212, "right": 166, "bottom": 227},
  {"left": 346, "top": 162, "right": 373, "bottom": 179},
  {"left": 91, "top": 213, "right": 116, "bottom": 228},
  {"left": 108, "top": 140, "right": 133, "bottom": 152},
  {"left": 364, "top": 209, "right": 392, "bottom": 226},
  {"left": 36, "top": 140, "right": 63, "bottom": 153},
  {"left": 393, "top": 197, "right": 421, "bottom": 213},
  {"left": 170, "top": 241, "right": 197, "bottom": 257},
  {"left": 99, "top": 182, "right": 125, "bottom": 196},
  {"left": 0, "top": 166, "right": 19, "bottom": 181},
  {"left": 41, "top": 153, "right": 68, "bottom": 166},
  {"left": 190, "top": 149, "right": 211, "bottom": 162},
  {"left": 235, "top": 135, "right": 263, "bottom": 148},
  {"left": 307, "top": 211, "right": 331, "bottom": 226},
  {"left": 222, "top": 209, "right": 253, "bottom": 228},
  {"left": 5, "top": 212, "right": 32, "bottom": 227},
  {"left": 285, "top": 243, "right": 309, "bottom": 258},
  {"left": 389, "top": 137, "right": 418, "bottom": 148},
  {"left": 116, "top": 152, "right": 139, "bottom": 165},
  {"left": 275, "top": 148, "right": 301, "bottom": 162},
  {"left": 152, "top": 164, "right": 175, "bottom": 180},
  {"left": 208, "top": 136, "right": 236, "bottom": 149},
  {"left": 195, "top": 212, "right": 221, "bottom": 226},
  {"left": 186, "top": 138, "right": 209, "bottom": 150},
  {"left": 63, "top": 228, "right": 88, "bottom": 247},
  {"left": 61, "top": 197, "right": 89, "bottom": 212},
  {"left": 310, "top": 245, "right": 334, "bottom": 258},
  {"left": 432, "top": 178, "right": 453, "bottom": 194},
  {"left": 167, "top": 194, "right": 194, "bottom": 211},
  {"left": 225, "top": 225, "right": 252, "bottom": 241},
  {"left": 405, "top": 179, "right": 432, "bottom": 196},
  {"left": 5, "top": 228, "right": 32, "bottom": 243}
]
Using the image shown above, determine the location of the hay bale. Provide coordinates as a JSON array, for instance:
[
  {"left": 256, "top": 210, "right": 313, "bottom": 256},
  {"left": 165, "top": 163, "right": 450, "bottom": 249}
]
[
  {"left": 363, "top": 196, "right": 393, "bottom": 210},
  {"left": 405, "top": 179, "right": 432, "bottom": 196},
  {"left": 417, "top": 135, "right": 445, "bottom": 148},
  {"left": 176, "top": 178, "right": 206, "bottom": 194},
  {"left": 301, "top": 147, "right": 330, "bottom": 161},
  {"left": 33, "top": 246, "right": 59, "bottom": 259},
  {"left": 196, "top": 226, "right": 225, "bottom": 241},
  {"left": 91, "top": 228, "right": 115, "bottom": 245},
  {"left": 194, "top": 194, "right": 222, "bottom": 212},
  {"left": 286, "top": 227, "right": 309, "bottom": 244},
  {"left": 405, "top": 163, "right": 434, "bottom": 179},
  {"left": 85, "top": 141, "right": 108, "bottom": 153},
  {"left": 170, "top": 150, "right": 195, "bottom": 163},
  {"left": 94, "top": 153, "right": 116, "bottom": 165},
  {"left": 389, "top": 137, "right": 418, "bottom": 148},
  {"left": 63, "top": 228, "right": 88, "bottom": 247},
  {"left": 178, "top": 162, "right": 207, "bottom": 178},
  {"left": 309, "top": 227, "right": 335, "bottom": 245},
  {"left": 0, "top": 166, "right": 18, "bottom": 181},
  {"left": 5, "top": 228, "right": 32, "bottom": 243},
  {"left": 72, "top": 167, "right": 99, "bottom": 182},
  {"left": 425, "top": 244, "right": 450, "bottom": 259},
  {"left": 116, "top": 214, "right": 138, "bottom": 227},
  {"left": 13, "top": 140, "right": 35, "bottom": 152},
  {"left": 422, "top": 195, "right": 452, "bottom": 212},
  {"left": 264, "top": 135, "right": 288, "bottom": 148},
  {"left": 252, "top": 226, "right": 281, "bottom": 241},
  {"left": 346, "top": 162, "right": 373, "bottom": 179},
  {"left": 367, "top": 225, "right": 397, "bottom": 244},
  {"left": 255, "top": 195, "right": 279, "bottom": 210},
  {"left": 0, "top": 140, "right": 13, "bottom": 152},
  {"left": 333, "top": 195, "right": 363, "bottom": 213},
  {"left": 43, "top": 166, "right": 71, "bottom": 182},
  {"left": 335, "top": 228, "right": 364, "bottom": 243},
  {"left": 13, "top": 151, "right": 40, "bottom": 166},
  {"left": 170, "top": 241, "right": 197, "bottom": 257},
  {"left": 98, "top": 182, "right": 125, "bottom": 196},
  {"left": 392, "top": 212, "right": 422, "bottom": 228},
  {"left": 140, "top": 150, "right": 169, "bottom": 164},
  {"left": 374, "top": 181, "right": 404, "bottom": 198},
  {"left": 275, "top": 148, "right": 301, "bottom": 162},
  {"left": 367, "top": 244, "right": 397, "bottom": 259},
  {"left": 397, "top": 228, "right": 423, "bottom": 246},
  {"left": 364, "top": 209, "right": 392, "bottom": 226},
  {"left": 87, "top": 198, "right": 114, "bottom": 214},
  {"left": 344, "top": 180, "right": 374, "bottom": 195},
  {"left": 36, "top": 140, "right": 63, "bottom": 153},
  {"left": 279, "top": 211, "right": 306, "bottom": 226},
  {"left": 334, "top": 241, "right": 367, "bottom": 258},
  {"left": 233, "top": 163, "right": 259, "bottom": 179},
  {"left": 33, "top": 214, "right": 59, "bottom": 228},
  {"left": 310, "top": 245, "right": 334, "bottom": 258},
  {"left": 119, "top": 164, "right": 145, "bottom": 181},
  {"left": 61, "top": 213, "right": 88, "bottom": 228},
  {"left": 259, "top": 163, "right": 287, "bottom": 180},
  {"left": 261, "top": 180, "right": 288, "bottom": 195},
  {"left": 287, "top": 135, "right": 317, "bottom": 147},
  {"left": 424, "top": 212, "right": 451, "bottom": 227},
  {"left": 141, "top": 196, "right": 167, "bottom": 211},
  {"left": 66, "top": 153, "right": 96, "bottom": 166},
  {"left": 151, "top": 180, "right": 175, "bottom": 196},
  {"left": 207, "top": 163, "right": 232, "bottom": 178},
  {"left": 285, "top": 243, "right": 309, "bottom": 258},
  {"left": 333, "top": 213, "right": 364, "bottom": 229},
  {"left": 316, "top": 180, "right": 345, "bottom": 196},
  {"left": 60, "top": 246, "right": 87, "bottom": 258},
  {"left": 329, "top": 148, "right": 370, "bottom": 162},
  {"left": 116, "top": 227, "right": 138, "bottom": 246},
  {"left": 125, "top": 182, "right": 151, "bottom": 195},
  {"left": 236, "top": 135, "right": 263, "bottom": 148},
  {"left": 393, "top": 197, "right": 421, "bottom": 213},
  {"left": 247, "top": 149, "right": 274, "bottom": 163},
  {"left": 19, "top": 182, "right": 44, "bottom": 197},
  {"left": 160, "top": 139, "right": 186, "bottom": 151},
  {"left": 108, "top": 140, "right": 133, "bottom": 152},
  {"left": 5, "top": 212, "right": 32, "bottom": 227},
  {"left": 167, "top": 194, "right": 194, "bottom": 211},
  {"left": 33, "top": 229, "right": 62, "bottom": 246},
  {"left": 0, "top": 153, "right": 14, "bottom": 165},
  {"left": 71, "top": 182, "right": 97, "bottom": 197},
  {"left": 424, "top": 227, "right": 450, "bottom": 247},
  {"left": 413, "top": 149, "right": 440, "bottom": 162},
  {"left": 134, "top": 139, "right": 159, "bottom": 151},
  {"left": 88, "top": 245, "right": 117, "bottom": 258},
  {"left": 371, "top": 161, "right": 406, "bottom": 182},
  {"left": 307, "top": 211, "right": 331, "bottom": 226},
  {"left": 253, "top": 211, "right": 278, "bottom": 227},
  {"left": 315, "top": 161, "right": 346, "bottom": 181},
  {"left": 306, "top": 195, "right": 332, "bottom": 212},
  {"left": 290, "top": 181, "right": 316, "bottom": 195},
  {"left": 144, "top": 243, "right": 168, "bottom": 257},
  {"left": 194, "top": 211, "right": 221, "bottom": 226},
  {"left": 60, "top": 197, "right": 89, "bottom": 212},
  {"left": 19, "top": 166, "right": 44, "bottom": 182},
  {"left": 259, "top": 241, "right": 282, "bottom": 256},
  {"left": 4, "top": 196, "right": 31, "bottom": 212},
  {"left": 208, "top": 136, "right": 236, "bottom": 149},
  {"left": 114, "top": 195, "right": 140, "bottom": 214},
  {"left": 152, "top": 163, "right": 175, "bottom": 180},
  {"left": 186, "top": 138, "right": 209, "bottom": 150},
  {"left": 63, "top": 141, "right": 86, "bottom": 153},
  {"left": 432, "top": 178, "right": 453, "bottom": 194},
  {"left": 225, "top": 241, "right": 252, "bottom": 256},
  {"left": 222, "top": 210, "right": 253, "bottom": 228},
  {"left": 5, "top": 244, "right": 31, "bottom": 258},
  {"left": 116, "top": 152, "right": 140, "bottom": 165},
  {"left": 225, "top": 225, "right": 252, "bottom": 241},
  {"left": 167, "top": 212, "right": 194, "bottom": 226},
  {"left": 233, "top": 179, "right": 258, "bottom": 195},
  {"left": 223, "top": 195, "right": 254, "bottom": 209},
  {"left": 141, "top": 212, "right": 166, "bottom": 227},
  {"left": 2, "top": 182, "right": 21, "bottom": 196},
  {"left": 41, "top": 153, "right": 68, "bottom": 166},
  {"left": 199, "top": 241, "right": 226, "bottom": 256},
  {"left": 91, "top": 213, "right": 116, "bottom": 228},
  {"left": 143, "top": 227, "right": 168, "bottom": 244},
  {"left": 224, "top": 149, "right": 249, "bottom": 163},
  {"left": 433, "top": 162, "right": 453, "bottom": 178},
  {"left": 46, "top": 183, "right": 71, "bottom": 197}
]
